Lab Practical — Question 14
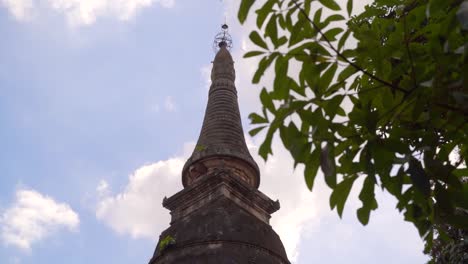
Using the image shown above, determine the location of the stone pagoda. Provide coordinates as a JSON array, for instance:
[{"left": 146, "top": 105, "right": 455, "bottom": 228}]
[{"left": 149, "top": 25, "right": 290, "bottom": 264}]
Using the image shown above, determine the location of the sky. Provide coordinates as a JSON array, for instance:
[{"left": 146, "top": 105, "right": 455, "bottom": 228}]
[{"left": 0, "top": 0, "right": 430, "bottom": 263}]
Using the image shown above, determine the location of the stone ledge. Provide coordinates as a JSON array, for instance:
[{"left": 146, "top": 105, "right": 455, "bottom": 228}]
[
  {"left": 163, "top": 169, "right": 280, "bottom": 224},
  {"left": 150, "top": 239, "right": 290, "bottom": 264}
]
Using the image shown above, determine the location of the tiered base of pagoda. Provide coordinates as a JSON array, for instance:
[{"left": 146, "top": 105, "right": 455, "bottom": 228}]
[{"left": 149, "top": 169, "right": 289, "bottom": 264}]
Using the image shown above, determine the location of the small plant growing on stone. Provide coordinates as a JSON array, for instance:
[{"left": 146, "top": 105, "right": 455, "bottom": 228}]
[
  {"left": 195, "top": 144, "right": 206, "bottom": 152},
  {"left": 158, "top": 235, "right": 176, "bottom": 252}
]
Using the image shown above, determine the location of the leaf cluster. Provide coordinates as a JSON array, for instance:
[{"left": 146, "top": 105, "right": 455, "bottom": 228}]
[{"left": 238, "top": 0, "right": 468, "bottom": 256}]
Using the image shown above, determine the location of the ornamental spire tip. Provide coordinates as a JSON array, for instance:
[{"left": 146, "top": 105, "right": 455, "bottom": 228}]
[{"left": 213, "top": 23, "right": 233, "bottom": 52}]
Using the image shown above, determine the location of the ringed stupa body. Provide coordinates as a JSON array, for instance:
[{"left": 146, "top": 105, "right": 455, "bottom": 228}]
[{"left": 149, "top": 25, "right": 290, "bottom": 264}]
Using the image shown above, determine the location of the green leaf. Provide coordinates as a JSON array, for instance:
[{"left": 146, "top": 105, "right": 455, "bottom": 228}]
[
  {"left": 451, "top": 183, "right": 468, "bottom": 210},
  {"left": 321, "top": 142, "right": 337, "bottom": 188},
  {"left": 322, "top": 27, "right": 344, "bottom": 41},
  {"left": 304, "top": 0, "right": 313, "bottom": 15},
  {"left": 244, "top": 51, "right": 265, "bottom": 58},
  {"left": 434, "top": 182, "right": 455, "bottom": 216},
  {"left": 256, "top": 0, "right": 275, "bottom": 28},
  {"left": 249, "top": 126, "right": 267, "bottom": 137},
  {"left": 425, "top": 156, "right": 460, "bottom": 188},
  {"left": 324, "top": 14, "right": 345, "bottom": 24},
  {"left": 330, "top": 175, "right": 358, "bottom": 217},
  {"left": 305, "top": 147, "right": 321, "bottom": 190},
  {"left": 364, "top": 109, "right": 378, "bottom": 133},
  {"left": 444, "top": 213, "right": 468, "bottom": 230},
  {"left": 288, "top": 76, "right": 305, "bottom": 96},
  {"left": 253, "top": 53, "right": 278, "bottom": 83},
  {"left": 318, "top": 0, "right": 341, "bottom": 11},
  {"left": 253, "top": 57, "right": 269, "bottom": 84},
  {"left": 338, "top": 30, "right": 351, "bottom": 51},
  {"left": 338, "top": 64, "right": 357, "bottom": 82},
  {"left": 357, "top": 175, "right": 377, "bottom": 225},
  {"left": 383, "top": 167, "right": 405, "bottom": 197},
  {"left": 347, "top": 0, "right": 353, "bottom": 16},
  {"left": 249, "top": 31, "right": 269, "bottom": 50},
  {"left": 281, "top": 122, "right": 310, "bottom": 165},
  {"left": 340, "top": 49, "right": 356, "bottom": 58},
  {"left": 260, "top": 88, "right": 276, "bottom": 113},
  {"left": 276, "top": 36, "right": 288, "bottom": 47},
  {"left": 407, "top": 158, "right": 431, "bottom": 198},
  {"left": 249, "top": 113, "right": 268, "bottom": 124},
  {"left": 259, "top": 128, "right": 274, "bottom": 160},
  {"left": 323, "top": 94, "right": 344, "bottom": 119},
  {"left": 278, "top": 14, "right": 286, "bottom": 29},
  {"left": 288, "top": 18, "right": 306, "bottom": 47},
  {"left": 319, "top": 63, "right": 338, "bottom": 93},
  {"left": 273, "top": 56, "right": 290, "bottom": 99},
  {"left": 428, "top": 0, "right": 450, "bottom": 17},
  {"left": 238, "top": 0, "right": 255, "bottom": 24},
  {"left": 265, "top": 14, "right": 279, "bottom": 46},
  {"left": 359, "top": 175, "right": 375, "bottom": 205},
  {"left": 357, "top": 207, "right": 371, "bottom": 225},
  {"left": 313, "top": 8, "right": 322, "bottom": 25},
  {"left": 324, "top": 81, "right": 345, "bottom": 97},
  {"left": 453, "top": 168, "right": 468, "bottom": 178},
  {"left": 291, "top": 41, "right": 331, "bottom": 58}
]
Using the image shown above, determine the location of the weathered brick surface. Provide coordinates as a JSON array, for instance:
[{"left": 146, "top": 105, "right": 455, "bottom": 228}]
[
  {"left": 182, "top": 46, "right": 260, "bottom": 188},
  {"left": 150, "top": 197, "right": 289, "bottom": 264}
]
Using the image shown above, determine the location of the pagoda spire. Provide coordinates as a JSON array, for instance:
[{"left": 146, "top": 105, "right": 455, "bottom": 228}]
[
  {"left": 149, "top": 25, "right": 289, "bottom": 264},
  {"left": 182, "top": 24, "right": 260, "bottom": 189}
]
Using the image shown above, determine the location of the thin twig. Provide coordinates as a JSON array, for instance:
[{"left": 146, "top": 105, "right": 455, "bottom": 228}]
[{"left": 345, "top": 84, "right": 387, "bottom": 96}]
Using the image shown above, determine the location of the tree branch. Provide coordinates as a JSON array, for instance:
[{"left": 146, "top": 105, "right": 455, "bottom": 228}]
[{"left": 290, "top": 0, "right": 410, "bottom": 95}]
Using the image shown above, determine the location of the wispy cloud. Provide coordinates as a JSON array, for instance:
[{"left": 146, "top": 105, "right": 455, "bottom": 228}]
[
  {"left": 0, "top": 189, "right": 79, "bottom": 250},
  {"left": 1, "top": 0, "right": 175, "bottom": 26},
  {"left": 200, "top": 64, "right": 212, "bottom": 90},
  {"left": 163, "top": 96, "right": 177, "bottom": 112},
  {"left": 1, "top": 0, "right": 33, "bottom": 21}
]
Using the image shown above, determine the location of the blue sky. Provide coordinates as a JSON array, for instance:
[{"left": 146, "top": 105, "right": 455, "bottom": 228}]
[{"left": 0, "top": 1, "right": 429, "bottom": 263}]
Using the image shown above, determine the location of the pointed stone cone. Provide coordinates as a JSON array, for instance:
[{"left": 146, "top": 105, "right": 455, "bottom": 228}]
[{"left": 182, "top": 45, "right": 260, "bottom": 188}]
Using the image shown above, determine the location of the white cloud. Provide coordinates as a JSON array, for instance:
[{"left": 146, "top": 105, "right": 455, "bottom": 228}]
[
  {"left": 248, "top": 138, "right": 318, "bottom": 262},
  {"left": 1, "top": 0, "right": 175, "bottom": 25},
  {"left": 200, "top": 64, "right": 212, "bottom": 90},
  {"left": 163, "top": 96, "right": 177, "bottom": 112},
  {"left": 96, "top": 179, "right": 110, "bottom": 197},
  {"left": 0, "top": 189, "right": 79, "bottom": 250},
  {"left": 149, "top": 96, "right": 177, "bottom": 114},
  {"left": 1, "top": 0, "right": 33, "bottom": 20},
  {"left": 96, "top": 158, "right": 183, "bottom": 238},
  {"left": 95, "top": 139, "right": 315, "bottom": 262}
]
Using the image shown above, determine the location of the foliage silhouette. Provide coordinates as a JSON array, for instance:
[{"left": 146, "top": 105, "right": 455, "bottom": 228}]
[{"left": 238, "top": 0, "right": 468, "bottom": 259}]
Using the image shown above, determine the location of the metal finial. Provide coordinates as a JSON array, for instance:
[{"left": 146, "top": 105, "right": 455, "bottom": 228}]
[{"left": 213, "top": 23, "right": 233, "bottom": 52}]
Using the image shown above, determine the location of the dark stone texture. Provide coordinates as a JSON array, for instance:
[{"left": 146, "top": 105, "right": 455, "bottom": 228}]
[
  {"left": 182, "top": 46, "right": 259, "bottom": 188},
  {"left": 149, "top": 198, "right": 289, "bottom": 264}
]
